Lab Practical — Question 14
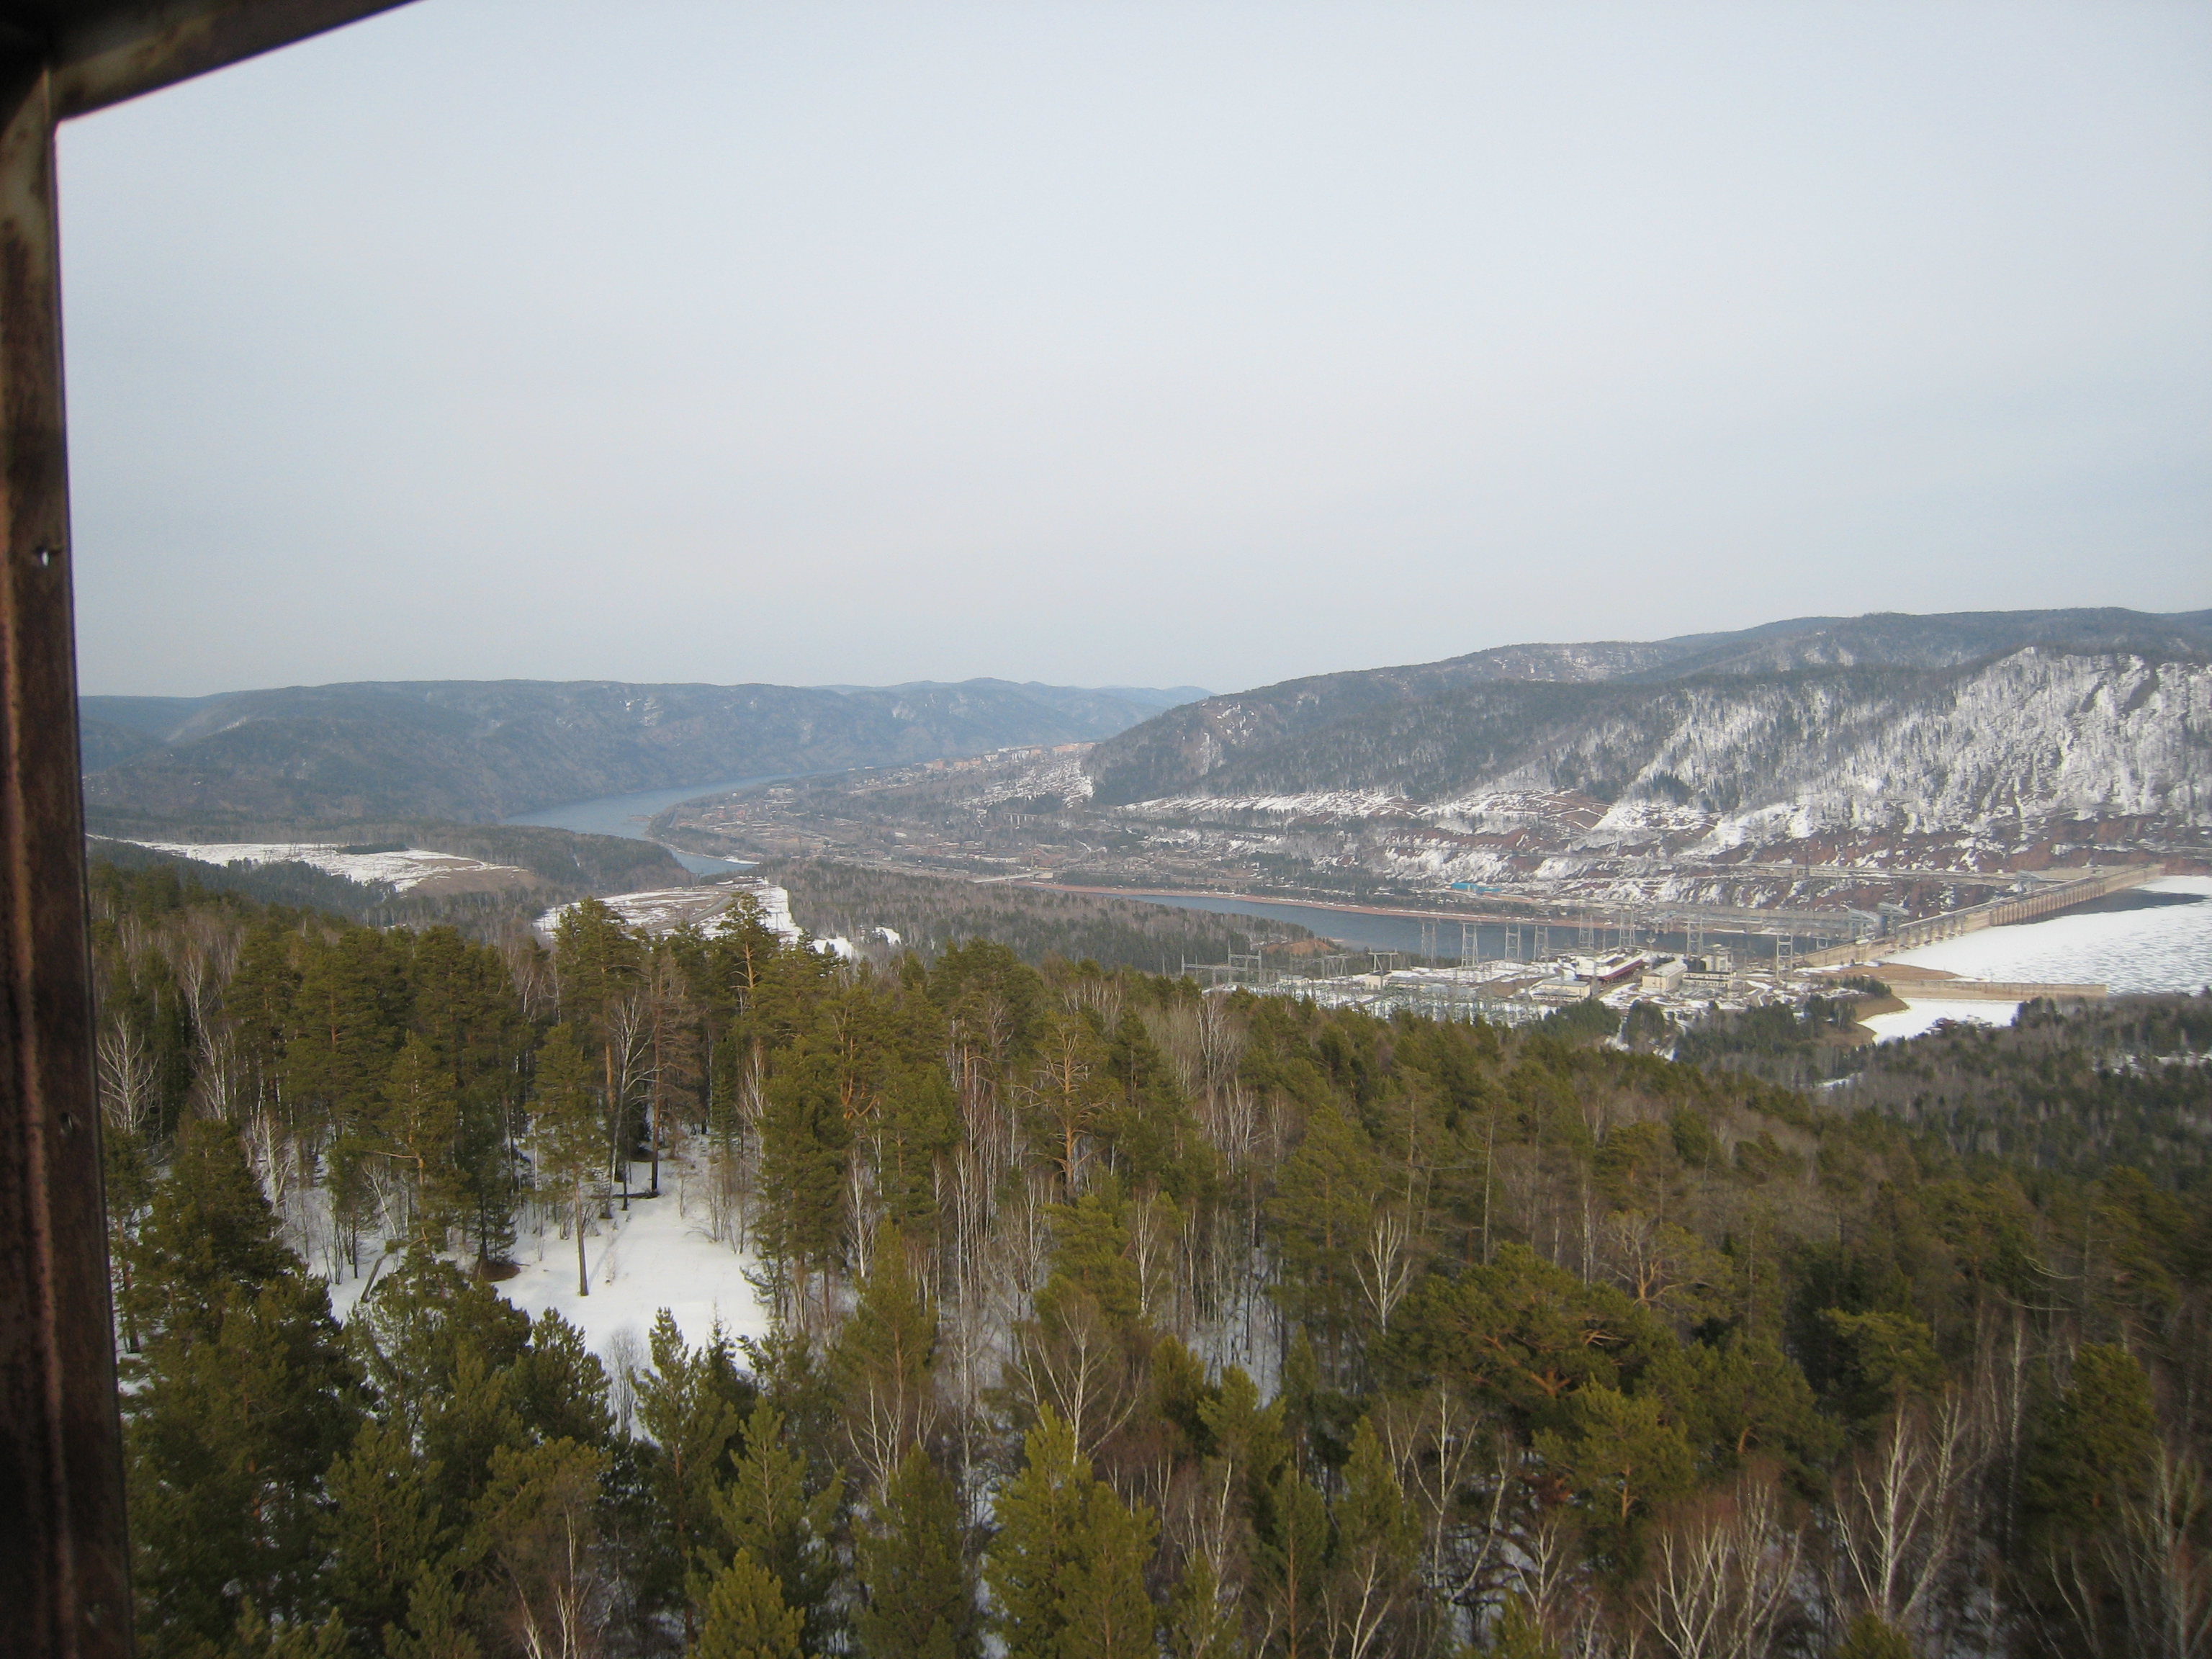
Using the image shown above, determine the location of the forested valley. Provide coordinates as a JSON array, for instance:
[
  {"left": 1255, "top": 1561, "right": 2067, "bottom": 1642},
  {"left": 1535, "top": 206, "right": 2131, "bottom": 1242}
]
[{"left": 91, "top": 856, "right": 2212, "bottom": 1659}]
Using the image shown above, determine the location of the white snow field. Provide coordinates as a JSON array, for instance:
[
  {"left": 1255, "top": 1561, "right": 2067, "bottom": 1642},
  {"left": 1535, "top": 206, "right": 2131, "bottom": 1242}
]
[
  {"left": 307, "top": 1143, "right": 772, "bottom": 1367},
  {"left": 124, "top": 840, "right": 529, "bottom": 892},
  {"left": 1858, "top": 998, "right": 2023, "bottom": 1043},
  {"left": 499, "top": 1169, "right": 772, "bottom": 1362},
  {"left": 534, "top": 878, "right": 799, "bottom": 943}
]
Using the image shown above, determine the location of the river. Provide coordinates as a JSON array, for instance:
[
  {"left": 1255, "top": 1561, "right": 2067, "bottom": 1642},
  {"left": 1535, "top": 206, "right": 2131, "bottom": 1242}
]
[
  {"left": 503, "top": 779, "right": 2212, "bottom": 986},
  {"left": 504, "top": 778, "right": 783, "bottom": 876},
  {"left": 505, "top": 778, "right": 1503, "bottom": 951},
  {"left": 1065, "top": 891, "right": 1527, "bottom": 960},
  {"left": 507, "top": 780, "right": 1707, "bottom": 961}
]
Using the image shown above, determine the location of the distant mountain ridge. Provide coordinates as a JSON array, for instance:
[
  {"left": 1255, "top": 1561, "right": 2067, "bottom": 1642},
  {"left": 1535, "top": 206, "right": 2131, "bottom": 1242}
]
[
  {"left": 81, "top": 677, "right": 1206, "bottom": 827},
  {"left": 1086, "top": 608, "right": 2212, "bottom": 806}
]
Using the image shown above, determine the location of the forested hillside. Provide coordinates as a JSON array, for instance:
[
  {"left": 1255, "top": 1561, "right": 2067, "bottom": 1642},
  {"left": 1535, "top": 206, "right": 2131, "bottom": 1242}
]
[
  {"left": 1086, "top": 608, "right": 2212, "bottom": 809},
  {"left": 98, "top": 863, "right": 2210, "bottom": 1659},
  {"left": 768, "top": 860, "right": 1317, "bottom": 971},
  {"left": 81, "top": 677, "right": 1195, "bottom": 825},
  {"left": 88, "top": 825, "right": 691, "bottom": 935},
  {"left": 1093, "top": 653, "right": 2211, "bottom": 863}
]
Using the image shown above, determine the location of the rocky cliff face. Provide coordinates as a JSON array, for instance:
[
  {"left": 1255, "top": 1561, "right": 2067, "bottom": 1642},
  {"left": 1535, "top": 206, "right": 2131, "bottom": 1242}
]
[
  {"left": 1087, "top": 608, "right": 2212, "bottom": 824},
  {"left": 1110, "top": 652, "right": 2210, "bottom": 843}
]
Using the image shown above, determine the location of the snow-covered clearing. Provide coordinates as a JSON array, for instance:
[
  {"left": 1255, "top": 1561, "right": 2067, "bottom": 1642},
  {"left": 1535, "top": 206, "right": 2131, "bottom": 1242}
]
[
  {"left": 1883, "top": 876, "right": 2212, "bottom": 996},
  {"left": 501, "top": 1174, "right": 773, "bottom": 1362},
  {"left": 1859, "top": 998, "right": 2023, "bottom": 1043},
  {"left": 302, "top": 1143, "right": 772, "bottom": 1368},
  {"left": 123, "top": 840, "right": 531, "bottom": 893}
]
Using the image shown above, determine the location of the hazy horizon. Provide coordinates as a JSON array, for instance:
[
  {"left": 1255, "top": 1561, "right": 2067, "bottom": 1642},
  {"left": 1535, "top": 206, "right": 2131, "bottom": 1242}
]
[
  {"left": 57, "top": 1, "right": 2212, "bottom": 697},
  {"left": 71, "top": 601, "right": 2212, "bottom": 706}
]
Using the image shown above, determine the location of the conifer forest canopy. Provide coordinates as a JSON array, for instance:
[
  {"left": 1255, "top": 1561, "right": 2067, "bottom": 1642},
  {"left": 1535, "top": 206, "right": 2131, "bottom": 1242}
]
[
  {"left": 94, "top": 856, "right": 2212, "bottom": 1659},
  {"left": 24, "top": 4, "right": 2210, "bottom": 1658}
]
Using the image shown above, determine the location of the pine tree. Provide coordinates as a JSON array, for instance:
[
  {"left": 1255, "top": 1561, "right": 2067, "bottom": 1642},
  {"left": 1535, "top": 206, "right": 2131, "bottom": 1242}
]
[
  {"left": 1035, "top": 1184, "right": 1144, "bottom": 1336},
  {"left": 1265, "top": 1102, "right": 1382, "bottom": 1355},
  {"left": 1484, "top": 1597, "right": 1560, "bottom": 1659},
  {"left": 1831, "top": 1614, "right": 1914, "bottom": 1659},
  {"left": 855, "top": 1443, "right": 978, "bottom": 1659},
  {"left": 407, "top": 925, "right": 528, "bottom": 1266},
  {"left": 1102, "top": 1007, "right": 1207, "bottom": 1199},
  {"left": 378, "top": 1033, "right": 465, "bottom": 1246},
  {"left": 128, "top": 1246, "right": 360, "bottom": 1653},
  {"left": 323, "top": 1419, "right": 448, "bottom": 1649},
  {"left": 534, "top": 1024, "right": 605, "bottom": 1297},
  {"left": 1197, "top": 1364, "right": 1288, "bottom": 1519},
  {"left": 833, "top": 1223, "right": 939, "bottom": 1491},
  {"left": 225, "top": 1601, "right": 352, "bottom": 1659},
  {"left": 462, "top": 1437, "right": 610, "bottom": 1659},
  {"left": 634, "top": 1310, "right": 752, "bottom": 1638},
  {"left": 123, "top": 1116, "right": 300, "bottom": 1345},
  {"left": 1323, "top": 1420, "right": 1419, "bottom": 1659},
  {"left": 707, "top": 1403, "right": 843, "bottom": 1651},
  {"left": 986, "top": 1408, "right": 1156, "bottom": 1659},
  {"left": 1165, "top": 1550, "right": 1240, "bottom": 1659},
  {"left": 1534, "top": 1385, "right": 1694, "bottom": 1568},
  {"left": 696, "top": 1550, "right": 803, "bottom": 1659},
  {"left": 349, "top": 1249, "right": 532, "bottom": 1442},
  {"left": 1256, "top": 1463, "right": 1330, "bottom": 1659},
  {"left": 512, "top": 1309, "right": 616, "bottom": 1449},
  {"left": 875, "top": 1062, "right": 958, "bottom": 1246},
  {"left": 225, "top": 922, "right": 303, "bottom": 1130},
  {"left": 2020, "top": 1341, "right": 2159, "bottom": 1542},
  {"left": 287, "top": 927, "right": 410, "bottom": 1135},
  {"left": 1023, "top": 1010, "right": 1116, "bottom": 1195},
  {"left": 759, "top": 984, "right": 884, "bottom": 1309}
]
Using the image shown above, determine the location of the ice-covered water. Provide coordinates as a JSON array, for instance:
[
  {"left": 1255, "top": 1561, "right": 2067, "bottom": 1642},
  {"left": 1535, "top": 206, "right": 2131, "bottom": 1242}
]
[{"left": 1885, "top": 876, "right": 2212, "bottom": 996}]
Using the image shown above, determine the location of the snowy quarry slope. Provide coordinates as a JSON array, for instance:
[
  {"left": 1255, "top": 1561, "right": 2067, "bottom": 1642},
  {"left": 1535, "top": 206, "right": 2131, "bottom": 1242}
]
[{"left": 127, "top": 840, "right": 531, "bottom": 892}]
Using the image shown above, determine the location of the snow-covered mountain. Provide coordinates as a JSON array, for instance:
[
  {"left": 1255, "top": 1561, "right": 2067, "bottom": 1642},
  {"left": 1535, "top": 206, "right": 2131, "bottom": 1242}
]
[
  {"left": 1087, "top": 607, "right": 2212, "bottom": 811},
  {"left": 1097, "top": 634, "right": 2211, "bottom": 864}
]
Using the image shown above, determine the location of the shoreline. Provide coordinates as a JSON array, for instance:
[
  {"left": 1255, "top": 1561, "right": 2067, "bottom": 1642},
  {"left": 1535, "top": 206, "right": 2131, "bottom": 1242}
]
[{"left": 1019, "top": 881, "right": 1552, "bottom": 926}]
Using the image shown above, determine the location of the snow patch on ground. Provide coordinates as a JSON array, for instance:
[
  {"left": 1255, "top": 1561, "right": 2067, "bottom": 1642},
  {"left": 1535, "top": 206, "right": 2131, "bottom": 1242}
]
[
  {"left": 968, "top": 757, "right": 1095, "bottom": 808},
  {"left": 125, "top": 840, "right": 529, "bottom": 893},
  {"left": 1422, "top": 790, "right": 1609, "bottom": 830},
  {"left": 500, "top": 1175, "right": 772, "bottom": 1362},
  {"left": 1882, "top": 876, "right": 2212, "bottom": 995},
  {"left": 309, "top": 1148, "right": 773, "bottom": 1369},
  {"left": 1861, "top": 999, "right": 2023, "bottom": 1043},
  {"left": 1125, "top": 789, "right": 1412, "bottom": 820},
  {"left": 535, "top": 879, "right": 799, "bottom": 942}
]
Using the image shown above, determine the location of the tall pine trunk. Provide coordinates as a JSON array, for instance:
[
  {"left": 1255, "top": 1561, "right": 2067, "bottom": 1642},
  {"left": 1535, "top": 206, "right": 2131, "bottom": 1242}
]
[{"left": 576, "top": 1172, "right": 590, "bottom": 1297}]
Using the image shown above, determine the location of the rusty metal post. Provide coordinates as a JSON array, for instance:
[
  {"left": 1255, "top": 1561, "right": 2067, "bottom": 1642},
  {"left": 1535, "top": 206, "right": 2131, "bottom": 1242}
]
[
  {"left": 0, "top": 51, "right": 129, "bottom": 1659},
  {"left": 0, "top": 6, "right": 422, "bottom": 1655}
]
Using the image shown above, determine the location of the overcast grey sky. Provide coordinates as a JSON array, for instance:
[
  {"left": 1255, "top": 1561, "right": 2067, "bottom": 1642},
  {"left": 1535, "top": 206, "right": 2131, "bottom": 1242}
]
[{"left": 57, "top": 0, "right": 2212, "bottom": 697}]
